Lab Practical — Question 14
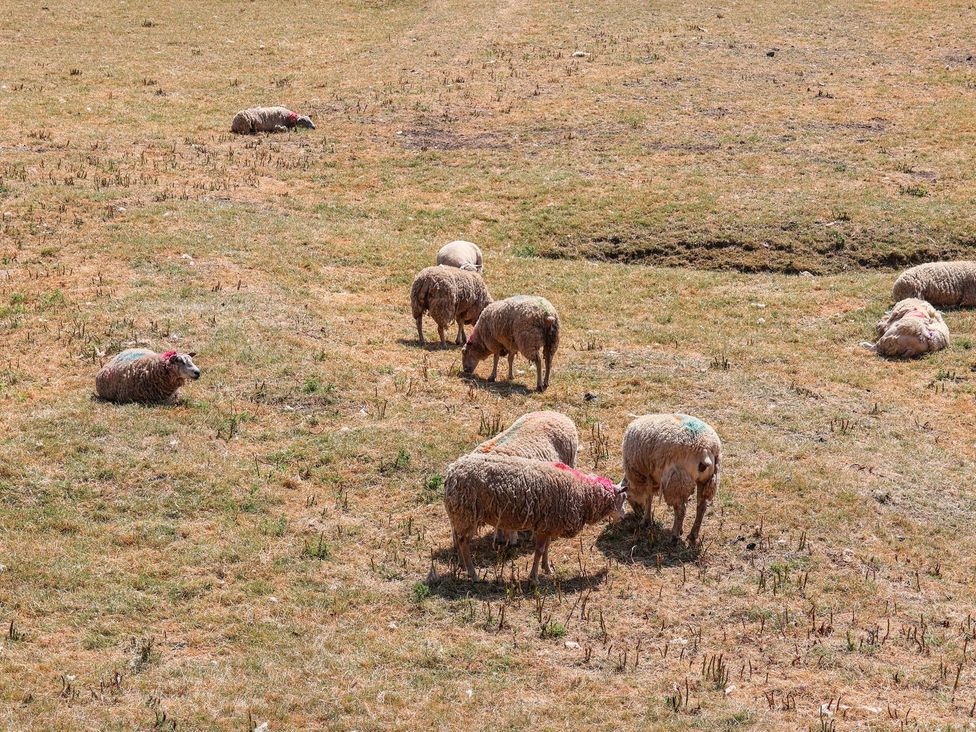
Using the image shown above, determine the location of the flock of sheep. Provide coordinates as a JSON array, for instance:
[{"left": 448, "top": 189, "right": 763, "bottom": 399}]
[{"left": 89, "top": 104, "right": 976, "bottom": 584}]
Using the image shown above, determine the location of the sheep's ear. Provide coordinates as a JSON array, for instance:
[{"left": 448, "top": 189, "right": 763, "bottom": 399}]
[
  {"left": 187, "top": 352, "right": 197, "bottom": 358},
  {"left": 614, "top": 483, "right": 627, "bottom": 496}
]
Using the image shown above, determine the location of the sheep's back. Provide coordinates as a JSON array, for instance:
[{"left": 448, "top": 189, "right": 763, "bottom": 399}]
[
  {"left": 623, "top": 414, "right": 721, "bottom": 480},
  {"left": 476, "top": 411, "right": 578, "bottom": 466},
  {"left": 893, "top": 262, "right": 976, "bottom": 307},
  {"left": 444, "top": 454, "right": 606, "bottom": 537}
]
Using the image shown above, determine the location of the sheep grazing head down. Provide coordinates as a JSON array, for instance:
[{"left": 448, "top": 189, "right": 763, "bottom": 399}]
[
  {"left": 287, "top": 112, "right": 315, "bottom": 129},
  {"left": 552, "top": 463, "right": 628, "bottom": 523},
  {"left": 162, "top": 351, "right": 201, "bottom": 382},
  {"left": 461, "top": 330, "right": 489, "bottom": 374}
]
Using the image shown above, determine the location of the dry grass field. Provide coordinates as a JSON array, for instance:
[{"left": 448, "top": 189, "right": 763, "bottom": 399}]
[{"left": 2, "top": 0, "right": 976, "bottom": 729}]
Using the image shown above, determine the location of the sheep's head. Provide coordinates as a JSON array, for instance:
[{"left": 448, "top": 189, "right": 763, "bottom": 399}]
[
  {"left": 607, "top": 483, "right": 628, "bottom": 523},
  {"left": 460, "top": 333, "right": 488, "bottom": 374},
  {"left": 164, "top": 351, "right": 201, "bottom": 381},
  {"left": 295, "top": 115, "right": 315, "bottom": 129}
]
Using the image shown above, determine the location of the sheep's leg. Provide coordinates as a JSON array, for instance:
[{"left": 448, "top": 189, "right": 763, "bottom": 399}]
[
  {"left": 687, "top": 486, "right": 708, "bottom": 545},
  {"left": 529, "top": 534, "right": 548, "bottom": 582},
  {"left": 456, "top": 534, "right": 478, "bottom": 581},
  {"left": 455, "top": 322, "right": 465, "bottom": 345},
  {"left": 416, "top": 316, "right": 425, "bottom": 344},
  {"left": 533, "top": 354, "right": 543, "bottom": 392},
  {"left": 542, "top": 539, "right": 553, "bottom": 575},
  {"left": 506, "top": 353, "right": 515, "bottom": 380},
  {"left": 437, "top": 324, "right": 446, "bottom": 347},
  {"left": 543, "top": 348, "right": 553, "bottom": 390},
  {"left": 493, "top": 527, "right": 517, "bottom": 546},
  {"left": 670, "top": 502, "right": 686, "bottom": 540},
  {"left": 488, "top": 354, "right": 499, "bottom": 382}
]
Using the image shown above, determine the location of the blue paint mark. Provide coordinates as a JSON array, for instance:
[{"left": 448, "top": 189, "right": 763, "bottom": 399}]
[
  {"left": 679, "top": 414, "right": 707, "bottom": 436},
  {"left": 112, "top": 349, "right": 153, "bottom": 364}
]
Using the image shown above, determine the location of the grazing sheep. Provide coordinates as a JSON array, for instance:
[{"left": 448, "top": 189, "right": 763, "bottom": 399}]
[
  {"left": 444, "top": 453, "right": 626, "bottom": 582},
  {"left": 474, "top": 410, "right": 580, "bottom": 545},
  {"left": 461, "top": 295, "right": 560, "bottom": 392},
  {"left": 95, "top": 349, "right": 201, "bottom": 404},
  {"left": 436, "top": 240, "right": 484, "bottom": 272},
  {"left": 410, "top": 265, "right": 492, "bottom": 346},
  {"left": 231, "top": 106, "right": 315, "bottom": 134},
  {"left": 892, "top": 261, "right": 976, "bottom": 307},
  {"left": 621, "top": 414, "right": 722, "bottom": 545},
  {"left": 863, "top": 298, "right": 950, "bottom": 358}
]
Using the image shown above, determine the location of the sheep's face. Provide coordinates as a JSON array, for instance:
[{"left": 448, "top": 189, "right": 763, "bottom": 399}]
[
  {"left": 295, "top": 115, "right": 315, "bottom": 130},
  {"left": 167, "top": 352, "right": 201, "bottom": 381},
  {"left": 461, "top": 340, "right": 488, "bottom": 374},
  {"left": 607, "top": 484, "right": 628, "bottom": 523}
]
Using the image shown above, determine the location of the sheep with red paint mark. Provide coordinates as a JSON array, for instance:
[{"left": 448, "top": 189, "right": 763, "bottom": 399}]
[
  {"left": 443, "top": 452, "right": 626, "bottom": 582},
  {"left": 864, "top": 298, "right": 949, "bottom": 358},
  {"left": 621, "top": 413, "right": 722, "bottom": 545},
  {"left": 231, "top": 106, "right": 315, "bottom": 134},
  {"left": 473, "top": 410, "right": 580, "bottom": 545},
  {"left": 95, "top": 349, "right": 201, "bottom": 404}
]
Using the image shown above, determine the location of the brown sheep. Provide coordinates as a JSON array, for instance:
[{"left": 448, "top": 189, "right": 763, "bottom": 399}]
[
  {"left": 410, "top": 265, "right": 492, "bottom": 346},
  {"left": 461, "top": 295, "right": 560, "bottom": 392}
]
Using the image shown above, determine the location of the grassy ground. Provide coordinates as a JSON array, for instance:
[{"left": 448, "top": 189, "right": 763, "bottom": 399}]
[{"left": 2, "top": 0, "right": 976, "bottom": 729}]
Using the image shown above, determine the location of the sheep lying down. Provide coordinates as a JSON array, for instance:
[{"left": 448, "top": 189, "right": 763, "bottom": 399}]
[
  {"left": 444, "top": 453, "right": 626, "bottom": 582},
  {"left": 892, "top": 261, "right": 976, "bottom": 308},
  {"left": 95, "top": 349, "right": 201, "bottom": 404},
  {"left": 231, "top": 106, "right": 315, "bottom": 134},
  {"left": 863, "top": 298, "right": 949, "bottom": 358}
]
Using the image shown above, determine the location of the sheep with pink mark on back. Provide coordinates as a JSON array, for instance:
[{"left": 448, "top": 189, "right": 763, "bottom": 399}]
[
  {"left": 95, "top": 349, "right": 201, "bottom": 404},
  {"left": 231, "top": 106, "right": 315, "bottom": 134},
  {"left": 621, "top": 414, "right": 721, "bottom": 545},
  {"left": 863, "top": 298, "right": 949, "bottom": 358},
  {"left": 472, "top": 410, "right": 580, "bottom": 546},
  {"left": 443, "top": 452, "right": 626, "bottom": 582}
]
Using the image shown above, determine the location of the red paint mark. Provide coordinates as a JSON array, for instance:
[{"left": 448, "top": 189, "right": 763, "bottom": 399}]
[
  {"left": 287, "top": 112, "right": 299, "bottom": 124},
  {"left": 552, "top": 462, "right": 614, "bottom": 492},
  {"left": 161, "top": 351, "right": 177, "bottom": 360}
]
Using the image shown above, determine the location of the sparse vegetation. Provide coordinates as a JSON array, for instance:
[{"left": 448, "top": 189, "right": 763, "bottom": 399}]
[{"left": 1, "top": 0, "right": 975, "bottom": 729}]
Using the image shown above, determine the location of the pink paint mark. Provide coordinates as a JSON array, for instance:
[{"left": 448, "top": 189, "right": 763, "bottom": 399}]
[
  {"left": 287, "top": 112, "right": 299, "bottom": 124},
  {"left": 553, "top": 462, "right": 615, "bottom": 492},
  {"left": 906, "top": 310, "right": 928, "bottom": 319},
  {"left": 161, "top": 351, "right": 177, "bottom": 360},
  {"left": 466, "top": 327, "right": 477, "bottom": 344}
]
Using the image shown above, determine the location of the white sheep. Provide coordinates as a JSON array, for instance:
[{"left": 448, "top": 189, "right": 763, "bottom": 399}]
[
  {"left": 473, "top": 410, "right": 580, "bottom": 545},
  {"left": 436, "top": 240, "right": 484, "bottom": 272},
  {"left": 863, "top": 298, "right": 950, "bottom": 358},
  {"left": 231, "top": 106, "right": 315, "bottom": 134},
  {"left": 444, "top": 453, "right": 626, "bottom": 582},
  {"left": 461, "top": 295, "right": 560, "bottom": 392},
  {"left": 621, "top": 414, "right": 722, "bottom": 544},
  {"left": 95, "top": 349, "right": 200, "bottom": 404},
  {"left": 410, "top": 265, "right": 492, "bottom": 346},
  {"left": 892, "top": 261, "right": 976, "bottom": 307}
]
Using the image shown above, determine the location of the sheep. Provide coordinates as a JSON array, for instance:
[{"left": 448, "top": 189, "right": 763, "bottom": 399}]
[
  {"left": 862, "top": 298, "right": 949, "bottom": 358},
  {"left": 443, "top": 453, "right": 627, "bottom": 582},
  {"left": 410, "top": 265, "right": 492, "bottom": 346},
  {"left": 621, "top": 413, "right": 722, "bottom": 545},
  {"left": 473, "top": 410, "right": 580, "bottom": 545},
  {"left": 436, "top": 240, "right": 484, "bottom": 272},
  {"left": 892, "top": 261, "right": 976, "bottom": 307},
  {"left": 231, "top": 106, "right": 315, "bottom": 134},
  {"left": 461, "top": 295, "right": 560, "bottom": 392},
  {"left": 95, "top": 349, "right": 201, "bottom": 404}
]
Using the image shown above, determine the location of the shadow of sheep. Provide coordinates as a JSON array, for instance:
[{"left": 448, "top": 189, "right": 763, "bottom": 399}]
[{"left": 594, "top": 511, "right": 700, "bottom": 567}]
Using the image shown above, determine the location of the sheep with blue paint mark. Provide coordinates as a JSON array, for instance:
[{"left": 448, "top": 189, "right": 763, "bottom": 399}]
[
  {"left": 621, "top": 413, "right": 722, "bottom": 544},
  {"left": 95, "top": 349, "right": 201, "bottom": 404}
]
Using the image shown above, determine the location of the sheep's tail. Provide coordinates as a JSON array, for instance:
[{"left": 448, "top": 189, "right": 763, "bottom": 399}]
[{"left": 410, "top": 277, "right": 431, "bottom": 319}]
